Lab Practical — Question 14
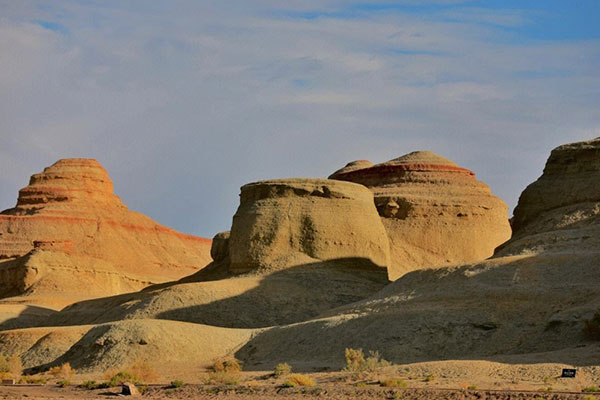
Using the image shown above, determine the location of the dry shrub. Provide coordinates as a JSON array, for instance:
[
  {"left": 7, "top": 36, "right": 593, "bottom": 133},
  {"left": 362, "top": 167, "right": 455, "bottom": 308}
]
[
  {"left": 0, "top": 355, "right": 22, "bottom": 379},
  {"left": 126, "top": 360, "right": 157, "bottom": 383},
  {"left": 344, "top": 348, "right": 390, "bottom": 373},
  {"left": 211, "top": 357, "right": 242, "bottom": 373},
  {"left": 283, "top": 373, "right": 316, "bottom": 387},
  {"left": 274, "top": 363, "right": 292, "bottom": 377},
  {"left": 49, "top": 363, "right": 74, "bottom": 380},
  {"left": 584, "top": 311, "right": 600, "bottom": 340},
  {"left": 381, "top": 378, "right": 407, "bottom": 388},
  {"left": 206, "top": 371, "right": 240, "bottom": 385}
]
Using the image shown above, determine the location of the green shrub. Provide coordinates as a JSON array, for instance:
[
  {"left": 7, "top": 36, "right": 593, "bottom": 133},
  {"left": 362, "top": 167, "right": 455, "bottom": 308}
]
[
  {"left": 81, "top": 380, "right": 97, "bottom": 389},
  {"left": 467, "top": 385, "right": 477, "bottom": 390},
  {"left": 274, "top": 363, "right": 292, "bottom": 377},
  {"left": 57, "top": 380, "right": 70, "bottom": 387},
  {"left": 18, "top": 376, "right": 46, "bottom": 385},
  {"left": 170, "top": 380, "right": 184, "bottom": 388},
  {"left": 108, "top": 371, "right": 139, "bottom": 387},
  {"left": 582, "top": 386, "right": 600, "bottom": 392},
  {"left": 206, "top": 371, "right": 239, "bottom": 385}
]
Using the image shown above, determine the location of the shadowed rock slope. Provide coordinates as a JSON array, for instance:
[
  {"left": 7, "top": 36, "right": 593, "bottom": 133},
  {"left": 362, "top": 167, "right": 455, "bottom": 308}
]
[
  {"left": 330, "top": 151, "right": 511, "bottom": 279},
  {"left": 0, "top": 159, "right": 212, "bottom": 309},
  {"left": 237, "top": 138, "right": 600, "bottom": 370},
  {"left": 19, "top": 178, "right": 390, "bottom": 330}
]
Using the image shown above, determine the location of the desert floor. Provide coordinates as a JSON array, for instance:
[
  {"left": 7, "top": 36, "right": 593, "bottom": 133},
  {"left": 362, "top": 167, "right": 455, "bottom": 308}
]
[{"left": 1, "top": 384, "right": 599, "bottom": 400}]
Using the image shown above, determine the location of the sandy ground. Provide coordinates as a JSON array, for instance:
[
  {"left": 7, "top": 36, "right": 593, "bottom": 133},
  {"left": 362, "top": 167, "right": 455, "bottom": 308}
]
[{"left": 1, "top": 384, "right": 599, "bottom": 400}]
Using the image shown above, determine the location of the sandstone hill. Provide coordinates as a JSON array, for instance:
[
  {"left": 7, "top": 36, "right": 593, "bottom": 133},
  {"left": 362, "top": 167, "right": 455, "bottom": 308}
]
[
  {"left": 329, "top": 151, "right": 511, "bottom": 279},
  {"left": 238, "top": 138, "right": 600, "bottom": 370},
  {"left": 21, "top": 178, "right": 390, "bottom": 330},
  {"left": 0, "top": 140, "right": 598, "bottom": 381},
  {"left": 0, "top": 159, "right": 212, "bottom": 310}
]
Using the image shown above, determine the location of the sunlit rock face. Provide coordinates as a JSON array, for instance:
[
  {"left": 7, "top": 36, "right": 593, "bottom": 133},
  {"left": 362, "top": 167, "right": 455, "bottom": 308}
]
[
  {"left": 0, "top": 158, "right": 211, "bottom": 306},
  {"left": 330, "top": 151, "right": 511, "bottom": 280},
  {"left": 228, "top": 178, "right": 391, "bottom": 274}
]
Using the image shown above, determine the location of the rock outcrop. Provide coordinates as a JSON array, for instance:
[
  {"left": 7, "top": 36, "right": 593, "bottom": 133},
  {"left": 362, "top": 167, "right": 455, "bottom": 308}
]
[
  {"left": 31, "top": 178, "right": 391, "bottom": 330},
  {"left": 497, "top": 137, "right": 600, "bottom": 256},
  {"left": 0, "top": 159, "right": 211, "bottom": 307},
  {"left": 229, "top": 178, "right": 390, "bottom": 274},
  {"left": 329, "top": 151, "right": 511, "bottom": 279},
  {"left": 236, "top": 138, "right": 600, "bottom": 370}
]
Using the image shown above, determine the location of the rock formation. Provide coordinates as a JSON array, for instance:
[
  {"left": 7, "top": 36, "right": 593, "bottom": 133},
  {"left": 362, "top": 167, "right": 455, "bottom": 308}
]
[
  {"left": 25, "top": 178, "right": 390, "bottom": 330},
  {"left": 236, "top": 138, "right": 600, "bottom": 370},
  {"left": 228, "top": 178, "right": 390, "bottom": 274},
  {"left": 496, "top": 137, "right": 600, "bottom": 256},
  {"left": 329, "top": 151, "right": 511, "bottom": 279},
  {"left": 0, "top": 159, "right": 211, "bottom": 307}
]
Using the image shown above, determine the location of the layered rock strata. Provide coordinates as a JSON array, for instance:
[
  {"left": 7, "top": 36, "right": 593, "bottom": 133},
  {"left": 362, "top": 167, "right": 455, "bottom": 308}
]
[
  {"left": 0, "top": 159, "right": 211, "bottom": 306},
  {"left": 236, "top": 138, "right": 600, "bottom": 370},
  {"left": 228, "top": 178, "right": 390, "bottom": 274},
  {"left": 330, "top": 151, "right": 511, "bottom": 279}
]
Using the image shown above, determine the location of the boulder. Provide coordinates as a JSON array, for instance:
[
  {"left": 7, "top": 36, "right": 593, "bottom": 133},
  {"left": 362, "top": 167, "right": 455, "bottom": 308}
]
[{"left": 329, "top": 151, "right": 511, "bottom": 279}]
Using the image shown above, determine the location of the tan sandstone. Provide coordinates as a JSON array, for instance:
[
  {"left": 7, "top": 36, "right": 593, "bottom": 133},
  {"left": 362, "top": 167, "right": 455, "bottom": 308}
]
[
  {"left": 329, "top": 151, "right": 511, "bottom": 280},
  {"left": 0, "top": 159, "right": 211, "bottom": 308}
]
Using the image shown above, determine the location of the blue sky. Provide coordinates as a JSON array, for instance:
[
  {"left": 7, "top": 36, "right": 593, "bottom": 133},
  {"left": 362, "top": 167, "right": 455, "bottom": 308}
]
[{"left": 0, "top": 1, "right": 599, "bottom": 237}]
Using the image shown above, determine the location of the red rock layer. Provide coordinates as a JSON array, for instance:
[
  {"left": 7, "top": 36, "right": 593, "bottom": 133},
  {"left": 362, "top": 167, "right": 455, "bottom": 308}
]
[
  {"left": 329, "top": 151, "right": 511, "bottom": 279},
  {"left": 0, "top": 158, "right": 211, "bottom": 304}
]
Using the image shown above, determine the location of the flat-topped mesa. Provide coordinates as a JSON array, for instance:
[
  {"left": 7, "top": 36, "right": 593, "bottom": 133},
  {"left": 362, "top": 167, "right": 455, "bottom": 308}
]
[
  {"left": 0, "top": 158, "right": 212, "bottom": 306},
  {"left": 7, "top": 159, "right": 126, "bottom": 216},
  {"left": 329, "top": 151, "right": 511, "bottom": 280},
  {"left": 496, "top": 137, "right": 600, "bottom": 256},
  {"left": 228, "top": 178, "right": 391, "bottom": 275}
]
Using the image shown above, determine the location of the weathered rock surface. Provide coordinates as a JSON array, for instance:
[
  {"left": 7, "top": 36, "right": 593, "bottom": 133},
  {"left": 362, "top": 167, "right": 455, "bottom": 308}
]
[
  {"left": 236, "top": 138, "right": 600, "bottom": 370},
  {"left": 497, "top": 137, "right": 600, "bottom": 256},
  {"left": 25, "top": 178, "right": 390, "bottom": 330},
  {"left": 330, "top": 151, "right": 511, "bottom": 280},
  {"left": 228, "top": 178, "right": 390, "bottom": 274},
  {"left": 0, "top": 159, "right": 211, "bottom": 307}
]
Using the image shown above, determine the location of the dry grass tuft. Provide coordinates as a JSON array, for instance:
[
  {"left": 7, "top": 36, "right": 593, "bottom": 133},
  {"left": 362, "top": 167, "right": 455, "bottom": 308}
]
[
  {"left": 344, "top": 348, "right": 390, "bottom": 373},
  {"left": 283, "top": 373, "right": 316, "bottom": 387},
  {"left": 274, "top": 362, "right": 292, "bottom": 377},
  {"left": 211, "top": 357, "right": 242, "bottom": 373},
  {"left": 49, "top": 363, "right": 75, "bottom": 380}
]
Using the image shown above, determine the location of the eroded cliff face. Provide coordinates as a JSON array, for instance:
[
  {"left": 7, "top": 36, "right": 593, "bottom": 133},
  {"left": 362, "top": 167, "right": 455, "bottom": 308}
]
[
  {"left": 330, "top": 151, "right": 511, "bottom": 279},
  {"left": 237, "top": 138, "right": 600, "bottom": 370},
  {"left": 229, "top": 178, "right": 390, "bottom": 274},
  {"left": 0, "top": 159, "right": 211, "bottom": 306},
  {"left": 497, "top": 137, "right": 600, "bottom": 256}
]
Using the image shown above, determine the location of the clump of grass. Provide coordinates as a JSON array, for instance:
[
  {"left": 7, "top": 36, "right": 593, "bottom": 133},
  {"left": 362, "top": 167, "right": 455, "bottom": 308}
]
[
  {"left": 56, "top": 379, "right": 70, "bottom": 388},
  {"left": 424, "top": 373, "right": 435, "bottom": 382},
  {"left": 582, "top": 386, "right": 600, "bottom": 392},
  {"left": 274, "top": 363, "right": 292, "bottom": 377},
  {"left": 48, "top": 363, "right": 75, "bottom": 380},
  {"left": 170, "top": 380, "right": 184, "bottom": 388},
  {"left": 380, "top": 378, "right": 407, "bottom": 388},
  {"left": 18, "top": 376, "right": 47, "bottom": 385},
  {"left": 108, "top": 371, "right": 139, "bottom": 387},
  {"left": 206, "top": 372, "right": 239, "bottom": 385},
  {"left": 80, "top": 380, "right": 110, "bottom": 390},
  {"left": 343, "top": 348, "right": 390, "bottom": 373},
  {"left": 584, "top": 311, "right": 600, "bottom": 340},
  {"left": 282, "top": 373, "right": 316, "bottom": 387},
  {"left": 467, "top": 385, "right": 477, "bottom": 390},
  {"left": 207, "top": 357, "right": 242, "bottom": 386}
]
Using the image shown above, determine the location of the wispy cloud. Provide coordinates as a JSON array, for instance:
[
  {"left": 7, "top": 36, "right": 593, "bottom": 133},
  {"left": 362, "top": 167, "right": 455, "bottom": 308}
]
[{"left": 0, "top": 0, "right": 598, "bottom": 236}]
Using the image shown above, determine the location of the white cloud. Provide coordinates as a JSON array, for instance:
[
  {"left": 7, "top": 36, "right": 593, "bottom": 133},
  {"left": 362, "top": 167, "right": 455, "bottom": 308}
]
[{"left": 0, "top": 1, "right": 598, "bottom": 236}]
